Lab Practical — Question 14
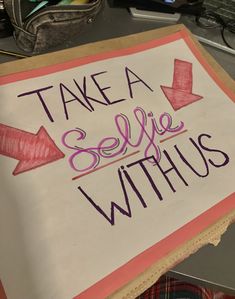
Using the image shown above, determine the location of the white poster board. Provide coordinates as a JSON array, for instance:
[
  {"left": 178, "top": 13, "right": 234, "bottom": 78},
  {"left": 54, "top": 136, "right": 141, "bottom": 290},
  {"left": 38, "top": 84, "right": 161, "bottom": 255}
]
[{"left": 0, "top": 27, "right": 235, "bottom": 299}]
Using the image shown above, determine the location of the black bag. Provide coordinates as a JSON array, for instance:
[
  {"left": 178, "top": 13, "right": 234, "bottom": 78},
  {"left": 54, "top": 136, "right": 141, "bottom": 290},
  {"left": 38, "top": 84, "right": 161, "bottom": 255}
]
[{"left": 4, "top": 0, "right": 103, "bottom": 53}]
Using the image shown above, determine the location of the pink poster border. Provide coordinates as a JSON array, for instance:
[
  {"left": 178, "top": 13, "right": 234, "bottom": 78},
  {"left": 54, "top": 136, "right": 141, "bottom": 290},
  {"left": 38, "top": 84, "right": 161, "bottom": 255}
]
[
  {"left": 0, "top": 280, "right": 7, "bottom": 299},
  {"left": 1, "top": 29, "right": 235, "bottom": 299}
]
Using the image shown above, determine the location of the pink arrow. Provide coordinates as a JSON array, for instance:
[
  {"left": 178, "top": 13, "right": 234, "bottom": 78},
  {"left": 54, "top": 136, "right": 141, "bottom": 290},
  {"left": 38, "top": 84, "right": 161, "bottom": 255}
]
[
  {"left": 161, "top": 59, "right": 203, "bottom": 110},
  {"left": 0, "top": 124, "right": 64, "bottom": 175}
]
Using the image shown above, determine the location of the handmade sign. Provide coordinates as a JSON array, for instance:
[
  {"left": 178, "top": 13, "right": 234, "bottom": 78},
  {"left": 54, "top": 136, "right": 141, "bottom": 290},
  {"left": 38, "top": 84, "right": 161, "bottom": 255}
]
[{"left": 0, "top": 26, "right": 235, "bottom": 299}]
